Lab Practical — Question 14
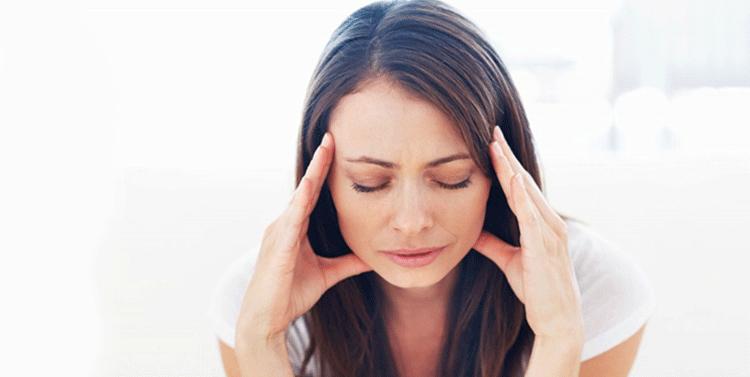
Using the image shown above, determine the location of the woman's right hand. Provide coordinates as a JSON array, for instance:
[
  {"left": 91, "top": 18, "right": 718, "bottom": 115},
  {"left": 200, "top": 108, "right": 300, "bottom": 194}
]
[{"left": 235, "top": 132, "right": 372, "bottom": 345}]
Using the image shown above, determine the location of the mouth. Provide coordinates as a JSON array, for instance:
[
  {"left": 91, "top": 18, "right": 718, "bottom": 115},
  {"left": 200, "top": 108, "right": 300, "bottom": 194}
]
[
  {"left": 381, "top": 246, "right": 446, "bottom": 268},
  {"left": 382, "top": 246, "right": 446, "bottom": 255}
]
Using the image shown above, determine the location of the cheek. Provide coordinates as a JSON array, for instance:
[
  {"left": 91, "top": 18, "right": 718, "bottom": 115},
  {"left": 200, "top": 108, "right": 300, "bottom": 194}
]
[
  {"left": 438, "top": 179, "right": 490, "bottom": 242},
  {"left": 448, "top": 198, "right": 486, "bottom": 230},
  {"left": 328, "top": 179, "right": 378, "bottom": 252}
]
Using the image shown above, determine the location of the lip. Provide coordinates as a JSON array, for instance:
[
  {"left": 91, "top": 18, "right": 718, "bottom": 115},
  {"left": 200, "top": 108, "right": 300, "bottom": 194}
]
[
  {"left": 382, "top": 246, "right": 446, "bottom": 255},
  {"left": 381, "top": 246, "right": 446, "bottom": 268}
]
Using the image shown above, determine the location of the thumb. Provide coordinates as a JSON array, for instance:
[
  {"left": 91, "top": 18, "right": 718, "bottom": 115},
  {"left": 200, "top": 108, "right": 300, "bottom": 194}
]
[
  {"left": 472, "top": 230, "right": 519, "bottom": 272},
  {"left": 319, "top": 253, "right": 373, "bottom": 289}
]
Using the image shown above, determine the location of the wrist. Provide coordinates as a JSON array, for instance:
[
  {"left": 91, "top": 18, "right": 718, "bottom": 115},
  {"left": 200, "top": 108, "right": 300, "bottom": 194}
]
[
  {"left": 535, "top": 321, "right": 585, "bottom": 347},
  {"left": 535, "top": 327, "right": 584, "bottom": 346},
  {"left": 533, "top": 334, "right": 583, "bottom": 357},
  {"left": 237, "top": 311, "right": 288, "bottom": 346},
  {"left": 236, "top": 323, "right": 288, "bottom": 353},
  {"left": 235, "top": 332, "right": 293, "bottom": 377},
  {"left": 525, "top": 335, "right": 583, "bottom": 377}
]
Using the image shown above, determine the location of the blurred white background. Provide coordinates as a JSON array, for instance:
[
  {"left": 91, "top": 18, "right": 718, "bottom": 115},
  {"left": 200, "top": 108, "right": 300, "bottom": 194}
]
[{"left": 1, "top": 0, "right": 748, "bottom": 376}]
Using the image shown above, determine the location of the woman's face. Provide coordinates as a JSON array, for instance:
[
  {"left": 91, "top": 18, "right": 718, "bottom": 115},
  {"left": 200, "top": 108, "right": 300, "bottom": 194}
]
[{"left": 326, "top": 78, "right": 492, "bottom": 288}]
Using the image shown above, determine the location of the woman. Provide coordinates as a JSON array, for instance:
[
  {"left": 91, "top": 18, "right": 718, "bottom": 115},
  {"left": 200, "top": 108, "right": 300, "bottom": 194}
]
[{"left": 209, "top": 1, "right": 657, "bottom": 376}]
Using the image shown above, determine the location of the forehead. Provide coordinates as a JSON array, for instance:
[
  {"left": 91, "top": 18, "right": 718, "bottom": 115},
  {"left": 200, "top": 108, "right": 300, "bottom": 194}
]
[{"left": 328, "top": 79, "right": 465, "bottom": 151}]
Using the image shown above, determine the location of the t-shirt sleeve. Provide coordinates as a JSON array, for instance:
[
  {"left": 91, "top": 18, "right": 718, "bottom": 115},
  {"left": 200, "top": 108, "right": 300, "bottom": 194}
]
[
  {"left": 206, "top": 249, "right": 313, "bottom": 374},
  {"left": 286, "top": 315, "right": 316, "bottom": 376},
  {"left": 566, "top": 220, "right": 658, "bottom": 362},
  {"left": 206, "top": 250, "right": 257, "bottom": 349}
]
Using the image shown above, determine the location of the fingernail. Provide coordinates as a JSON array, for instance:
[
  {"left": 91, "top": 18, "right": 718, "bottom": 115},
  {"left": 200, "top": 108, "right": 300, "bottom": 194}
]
[
  {"left": 493, "top": 125, "right": 501, "bottom": 141},
  {"left": 491, "top": 140, "right": 501, "bottom": 154},
  {"left": 321, "top": 132, "right": 330, "bottom": 148}
]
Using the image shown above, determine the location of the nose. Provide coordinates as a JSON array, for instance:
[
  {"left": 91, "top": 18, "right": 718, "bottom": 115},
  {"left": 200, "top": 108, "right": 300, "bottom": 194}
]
[{"left": 389, "top": 181, "right": 434, "bottom": 235}]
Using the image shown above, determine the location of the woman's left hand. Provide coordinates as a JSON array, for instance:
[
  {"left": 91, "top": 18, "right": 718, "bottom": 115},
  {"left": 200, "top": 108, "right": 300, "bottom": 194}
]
[{"left": 472, "top": 125, "right": 584, "bottom": 342}]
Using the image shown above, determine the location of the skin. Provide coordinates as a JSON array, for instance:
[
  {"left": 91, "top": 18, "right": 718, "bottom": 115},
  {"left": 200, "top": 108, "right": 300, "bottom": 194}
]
[
  {"left": 327, "top": 78, "right": 492, "bottom": 313},
  {"left": 228, "top": 75, "right": 641, "bottom": 377},
  {"left": 326, "top": 77, "right": 492, "bottom": 375}
]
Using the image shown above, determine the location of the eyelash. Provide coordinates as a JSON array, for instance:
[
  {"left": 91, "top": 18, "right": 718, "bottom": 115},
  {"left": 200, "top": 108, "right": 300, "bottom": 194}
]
[{"left": 350, "top": 178, "right": 473, "bottom": 193}]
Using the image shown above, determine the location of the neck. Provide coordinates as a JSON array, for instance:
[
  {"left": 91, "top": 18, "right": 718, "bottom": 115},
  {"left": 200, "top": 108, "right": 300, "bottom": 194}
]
[{"left": 377, "top": 266, "right": 460, "bottom": 326}]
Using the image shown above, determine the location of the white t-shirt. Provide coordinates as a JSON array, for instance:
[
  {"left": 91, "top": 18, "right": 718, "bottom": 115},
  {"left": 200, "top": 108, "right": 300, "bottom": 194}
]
[{"left": 207, "top": 219, "right": 657, "bottom": 374}]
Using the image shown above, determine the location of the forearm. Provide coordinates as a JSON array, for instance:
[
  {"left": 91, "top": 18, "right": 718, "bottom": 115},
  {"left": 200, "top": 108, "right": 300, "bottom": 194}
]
[
  {"left": 524, "top": 335, "right": 583, "bottom": 377},
  {"left": 235, "top": 333, "right": 295, "bottom": 377}
]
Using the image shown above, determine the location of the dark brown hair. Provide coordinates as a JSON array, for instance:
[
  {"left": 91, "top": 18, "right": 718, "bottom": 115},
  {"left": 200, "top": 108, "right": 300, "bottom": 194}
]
[{"left": 294, "top": 1, "right": 578, "bottom": 376}]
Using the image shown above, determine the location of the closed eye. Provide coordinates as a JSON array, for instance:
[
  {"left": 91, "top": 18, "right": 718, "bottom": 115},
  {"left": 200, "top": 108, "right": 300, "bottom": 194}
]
[{"left": 350, "top": 178, "right": 472, "bottom": 193}]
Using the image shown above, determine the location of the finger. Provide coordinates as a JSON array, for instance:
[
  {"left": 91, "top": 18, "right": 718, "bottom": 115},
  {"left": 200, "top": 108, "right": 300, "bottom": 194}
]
[
  {"left": 493, "top": 125, "right": 565, "bottom": 234},
  {"left": 519, "top": 173, "right": 567, "bottom": 235},
  {"left": 318, "top": 253, "right": 372, "bottom": 289},
  {"left": 493, "top": 125, "right": 528, "bottom": 179},
  {"left": 489, "top": 137, "right": 519, "bottom": 213},
  {"left": 279, "top": 132, "right": 334, "bottom": 248},
  {"left": 472, "top": 230, "right": 519, "bottom": 271},
  {"left": 512, "top": 173, "right": 546, "bottom": 257},
  {"left": 304, "top": 132, "right": 335, "bottom": 217},
  {"left": 279, "top": 177, "right": 311, "bottom": 250}
]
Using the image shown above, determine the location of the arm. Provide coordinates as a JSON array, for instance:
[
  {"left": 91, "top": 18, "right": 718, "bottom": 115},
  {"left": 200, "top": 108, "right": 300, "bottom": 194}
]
[
  {"left": 234, "top": 332, "right": 295, "bottom": 377},
  {"left": 525, "top": 323, "right": 649, "bottom": 377},
  {"left": 524, "top": 335, "right": 583, "bottom": 377},
  {"left": 480, "top": 126, "right": 587, "bottom": 376},
  {"left": 579, "top": 323, "right": 647, "bottom": 377},
  {"left": 218, "top": 340, "right": 241, "bottom": 377}
]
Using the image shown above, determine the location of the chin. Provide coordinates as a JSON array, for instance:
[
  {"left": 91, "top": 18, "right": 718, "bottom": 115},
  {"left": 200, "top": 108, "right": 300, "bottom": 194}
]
[{"left": 374, "top": 266, "right": 448, "bottom": 288}]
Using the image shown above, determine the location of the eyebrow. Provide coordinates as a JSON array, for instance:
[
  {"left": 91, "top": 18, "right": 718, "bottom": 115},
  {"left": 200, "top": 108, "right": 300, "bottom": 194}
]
[{"left": 344, "top": 153, "right": 471, "bottom": 169}]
